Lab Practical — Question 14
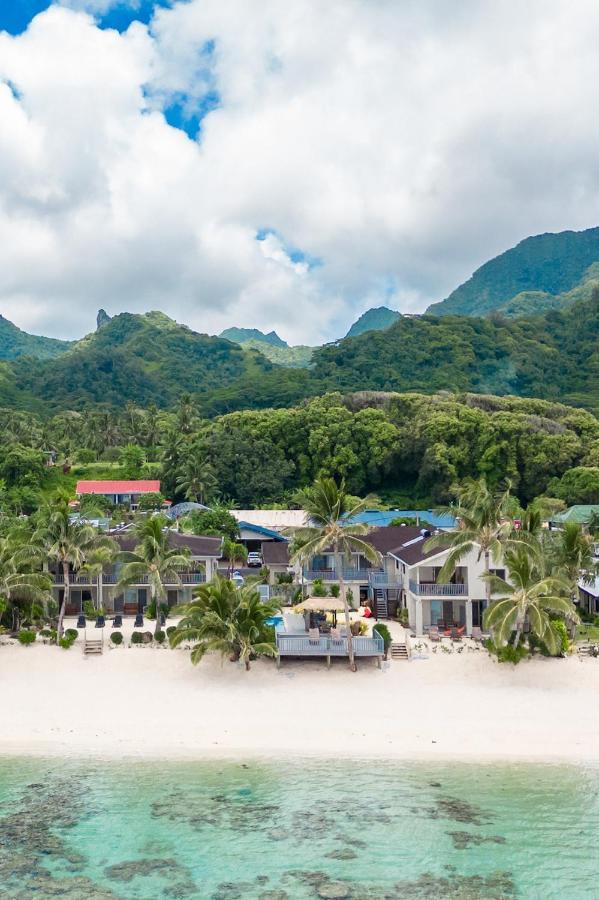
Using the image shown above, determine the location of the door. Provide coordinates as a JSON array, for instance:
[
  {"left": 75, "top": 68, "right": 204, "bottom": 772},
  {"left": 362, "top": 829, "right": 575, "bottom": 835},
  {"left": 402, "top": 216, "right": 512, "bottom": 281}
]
[
  {"left": 442, "top": 600, "right": 453, "bottom": 627},
  {"left": 167, "top": 590, "right": 179, "bottom": 608},
  {"left": 113, "top": 594, "right": 124, "bottom": 614},
  {"left": 137, "top": 589, "right": 148, "bottom": 613}
]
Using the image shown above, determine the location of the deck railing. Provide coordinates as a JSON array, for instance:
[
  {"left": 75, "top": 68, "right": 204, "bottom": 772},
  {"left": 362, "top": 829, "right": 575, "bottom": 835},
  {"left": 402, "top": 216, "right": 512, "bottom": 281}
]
[
  {"left": 53, "top": 571, "right": 205, "bottom": 586},
  {"left": 276, "top": 632, "right": 384, "bottom": 657},
  {"left": 303, "top": 568, "right": 384, "bottom": 582},
  {"left": 369, "top": 572, "right": 400, "bottom": 587},
  {"left": 408, "top": 579, "right": 467, "bottom": 597}
]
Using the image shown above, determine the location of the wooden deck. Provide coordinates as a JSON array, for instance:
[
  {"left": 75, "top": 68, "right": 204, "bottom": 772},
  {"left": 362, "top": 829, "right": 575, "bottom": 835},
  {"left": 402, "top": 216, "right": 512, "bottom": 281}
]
[{"left": 276, "top": 632, "right": 384, "bottom": 667}]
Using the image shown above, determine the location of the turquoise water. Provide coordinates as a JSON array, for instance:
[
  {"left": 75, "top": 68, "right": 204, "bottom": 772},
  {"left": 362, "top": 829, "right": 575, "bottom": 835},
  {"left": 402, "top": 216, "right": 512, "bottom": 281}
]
[{"left": 0, "top": 759, "right": 598, "bottom": 898}]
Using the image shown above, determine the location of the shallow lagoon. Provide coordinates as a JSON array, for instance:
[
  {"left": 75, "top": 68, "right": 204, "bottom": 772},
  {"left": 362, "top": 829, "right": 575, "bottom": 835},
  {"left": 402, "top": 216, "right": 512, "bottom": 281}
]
[{"left": 0, "top": 758, "right": 597, "bottom": 898}]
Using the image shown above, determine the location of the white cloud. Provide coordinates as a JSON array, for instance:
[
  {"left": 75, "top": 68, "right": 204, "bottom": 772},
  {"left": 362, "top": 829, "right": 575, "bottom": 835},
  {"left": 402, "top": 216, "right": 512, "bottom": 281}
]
[{"left": 2, "top": 1, "right": 599, "bottom": 343}]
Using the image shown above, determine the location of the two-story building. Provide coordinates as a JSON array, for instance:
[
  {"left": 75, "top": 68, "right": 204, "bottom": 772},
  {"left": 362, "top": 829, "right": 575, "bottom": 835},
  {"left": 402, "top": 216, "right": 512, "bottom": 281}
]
[
  {"left": 75, "top": 480, "right": 162, "bottom": 510},
  {"left": 53, "top": 530, "right": 222, "bottom": 616}
]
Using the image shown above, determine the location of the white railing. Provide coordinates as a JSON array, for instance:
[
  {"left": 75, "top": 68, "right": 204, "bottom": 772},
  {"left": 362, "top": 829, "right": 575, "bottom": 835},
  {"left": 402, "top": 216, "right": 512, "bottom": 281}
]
[
  {"left": 276, "top": 633, "right": 384, "bottom": 657},
  {"left": 54, "top": 571, "right": 205, "bottom": 586},
  {"left": 369, "top": 572, "right": 400, "bottom": 586},
  {"left": 409, "top": 579, "right": 467, "bottom": 596}
]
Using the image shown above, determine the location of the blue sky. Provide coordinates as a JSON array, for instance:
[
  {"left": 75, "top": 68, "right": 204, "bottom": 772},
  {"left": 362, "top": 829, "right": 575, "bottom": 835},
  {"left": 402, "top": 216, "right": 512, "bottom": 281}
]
[{"left": 0, "top": 1, "right": 167, "bottom": 36}]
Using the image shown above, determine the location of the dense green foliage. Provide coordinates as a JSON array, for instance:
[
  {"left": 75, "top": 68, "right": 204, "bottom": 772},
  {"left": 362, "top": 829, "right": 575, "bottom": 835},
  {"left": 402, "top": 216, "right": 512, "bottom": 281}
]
[
  {"left": 235, "top": 338, "right": 315, "bottom": 368},
  {"left": 0, "top": 292, "right": 596, "bottom": 414},
  {"left": 0, "top": 315, "right": 71, "bottom": 360},
  {"left": 428, "top": 226, "right": 599, "bottom": 316},
  {"left": 345, "top": 306, "right": 401, "bottom": 337}
]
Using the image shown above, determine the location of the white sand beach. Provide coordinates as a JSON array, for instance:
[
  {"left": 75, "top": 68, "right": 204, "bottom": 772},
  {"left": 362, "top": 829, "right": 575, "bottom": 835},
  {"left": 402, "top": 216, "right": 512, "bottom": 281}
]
[{"left": 1, "top": 628, "right": 599, "bottom": 765}]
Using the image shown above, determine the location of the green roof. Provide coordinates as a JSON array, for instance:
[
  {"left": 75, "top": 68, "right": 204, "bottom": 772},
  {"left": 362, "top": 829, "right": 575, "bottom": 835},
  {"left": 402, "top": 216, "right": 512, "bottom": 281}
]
[{"left": 552, "top": 505, "right": 599, "bottom": 524}]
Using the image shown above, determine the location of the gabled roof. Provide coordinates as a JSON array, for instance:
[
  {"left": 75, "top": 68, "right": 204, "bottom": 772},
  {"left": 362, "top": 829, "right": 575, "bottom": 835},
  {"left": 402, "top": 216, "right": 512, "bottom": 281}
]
[
  {"left": 365, "top": 525, "right": 448, "bottom": 566},
  {"left": 237, "top": 521, "right": 287, "bottom": 541},
  {"left": 552, "top": 505, "right": 599, "bottom": 525},
  {"left": 115, "top": 530, "right": 222, "bottom": 558},
  {"left": 76, "top": 480, "right": 161, "bottom": 495},
  {"left": 231, "top": 509, "right": 307, "bottom": 530}
]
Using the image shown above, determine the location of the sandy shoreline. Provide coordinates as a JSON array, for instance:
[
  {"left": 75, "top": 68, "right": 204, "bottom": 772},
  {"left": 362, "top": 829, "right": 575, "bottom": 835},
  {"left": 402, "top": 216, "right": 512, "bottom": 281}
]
[{"left": 2, "top": 636, "right": 599, "bottom": 766}]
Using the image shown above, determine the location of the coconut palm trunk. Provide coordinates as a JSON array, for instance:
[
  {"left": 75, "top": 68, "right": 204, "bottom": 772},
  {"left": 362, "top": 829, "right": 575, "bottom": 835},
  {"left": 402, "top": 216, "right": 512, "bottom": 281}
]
[
  {"left": 58, "top": 560, "right": 70, "bottom": 640},
  {"left": 335, "top": 549, "right": 355, "bottom": 671}
]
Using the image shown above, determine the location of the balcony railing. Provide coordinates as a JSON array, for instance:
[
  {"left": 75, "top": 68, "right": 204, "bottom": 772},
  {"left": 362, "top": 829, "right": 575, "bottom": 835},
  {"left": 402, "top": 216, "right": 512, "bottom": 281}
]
[
  {"left": 303, "top": 568, "right": 384, "bottom": 582},
  {"left": 369, "top": 572, "right": 400, "bottom": 586},
  {"left": 409, "top": 579, "right": 467, "bottom": 597},
  {"left": 276, "top": 633, "right": 384, "bottom": 657},
  {"left": 53, "top": 571, "right": 205, "bottom": 586}
]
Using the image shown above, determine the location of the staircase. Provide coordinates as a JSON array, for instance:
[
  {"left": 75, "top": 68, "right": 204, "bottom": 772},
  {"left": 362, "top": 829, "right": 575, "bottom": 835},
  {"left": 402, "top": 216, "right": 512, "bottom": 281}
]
[
  {"left": 390, "top": 640, "right": 409, "bottom": 660},
  {"left": 84, "top": 638, "right": 103, "bottom": 655},
  {"left": 374, "top": 589, "right": 388, "bottom": 619}
]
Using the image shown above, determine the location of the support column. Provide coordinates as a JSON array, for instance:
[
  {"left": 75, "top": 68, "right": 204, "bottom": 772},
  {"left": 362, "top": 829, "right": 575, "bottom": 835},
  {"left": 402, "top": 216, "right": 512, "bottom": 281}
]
[
  {"left": 415, "top": 598, "right": 423, "bottom": 636},
  {"left": 466, "top": 599, "right": 473, "bottom": 636}
]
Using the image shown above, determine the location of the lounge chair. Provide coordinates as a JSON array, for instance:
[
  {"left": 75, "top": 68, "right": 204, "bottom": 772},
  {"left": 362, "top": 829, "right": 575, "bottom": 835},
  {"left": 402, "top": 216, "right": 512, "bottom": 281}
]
[
  {"left": 470, "top": 626, "right": 483, "bottom": 642},
  {"left": 308, "top": 627, "right": 320, "bottom": 645},
  {"left": 133, "top": 614, "right": 143, "bottom": 628},
  {"left": 160, "top": 613, "right": 166, "bottom": 626},
  {"left": 95, "top": 615, "right": 105, "bottom": 628},
  {"left": 76, "top": 615, "right": 86, "bottom": 629},
  {"left": 112, "top": 614, "right": 123, "bottom": 628},
  {"left": 450, "top": 627, "right": 462, "bottom": 642},
  {"left": 428, "top": 625, "right": 441, "bottom": 642}
]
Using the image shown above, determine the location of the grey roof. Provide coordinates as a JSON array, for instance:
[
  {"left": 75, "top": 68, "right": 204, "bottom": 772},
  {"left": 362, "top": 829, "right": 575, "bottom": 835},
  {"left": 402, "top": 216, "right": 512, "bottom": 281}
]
[
  {"left": 115, "top": 530, "right": 222, "bottom": 558},
  {"left": 365, "top": 525, "right": 447, "bottom": 566},
  {"left": 262, "top": 542, "right": 290, "bottom": 565}
]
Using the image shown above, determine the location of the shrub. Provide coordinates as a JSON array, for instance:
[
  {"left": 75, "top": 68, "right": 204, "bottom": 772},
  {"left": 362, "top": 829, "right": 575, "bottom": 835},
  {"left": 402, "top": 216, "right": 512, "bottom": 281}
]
[
  {"left": 484, "top": 639, "right": 528, "bottom": 664},
  {"left": 397, "top": 607, "right": 409, "bottom": 626},
  {"left": 59, "top": 637, "right": 75, "bottom": 650},
  {"left": 329, "top": 584, "right": 340, "bottom": 598},
  {"left": 110, "top": 632, "right": 123, "bottom": 645},
  {"left": 276, "top": 572, "right": 293, "bottom": 584},
  {"left": 39, "top": 628, "right": 54, "bottom": 639},
  {"left": 311, "top": 578, "right": 326, "bottom": 598},
  {"left": 154, "top": 630, "right": 166, "bottom": 643},
  {"left": 145, "top": 600, "right": 168, "bottom": 620},
  {"left": 373, "top": 622, "right": 392, "bottom": 653},
  {"left": 76, "top": 448, "right": 96, "bottom": 463},
  {"left": 17, "top": 630, "right": 36, "bottom": 646},
  {"left": 142, "top": 631, "right": 153, "bottom": 644},
  {"left": 64, "top": 628, "right": 78, "bottom": 641},
  {"left": 131, "top": 631, "right": 143, "bottom": 645}
]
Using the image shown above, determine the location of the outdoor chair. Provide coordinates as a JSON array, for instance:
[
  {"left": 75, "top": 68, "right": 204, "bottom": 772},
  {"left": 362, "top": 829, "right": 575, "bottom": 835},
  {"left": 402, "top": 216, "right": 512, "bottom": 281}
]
[
  {"left": 428, "top": 625, "right": 441, "bottom": 642},
  {"left": 308, "top": 628, "right": 320, "bottom": 645},
  {"left": 95, "top": 615, "right": 105, "bottom": 628},
  {"left": 450, "top": 627, "right": 462, "bottom": 642},
  {"left": 470, "top": 626, "right": 483, "bottom": 642},
  {"left": 112, "top": 615, "right": 123, "bottom": 628},
  {"left": 133, "top": 614, "right": 144, "bottom": 628},
  {"left": 330, "top": 627, "right": 343, "bottom": 643},
  {"left": 160, "top": 613, "right": 166, "bottom": 626},
  {"left": 76, "top": 615, "right": 86, "bottom": 629}
]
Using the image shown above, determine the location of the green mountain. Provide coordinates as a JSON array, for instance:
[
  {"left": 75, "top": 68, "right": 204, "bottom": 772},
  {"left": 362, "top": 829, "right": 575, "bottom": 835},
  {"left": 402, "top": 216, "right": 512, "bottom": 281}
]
[
  {"left": 237, "top": 338, "right": 314, "bottom": 368},
  {"left": 7, "top": 311, "right": 276, "bottom": 412},
  {"left": 428, "top": 226, "right": 599, "bottom": 317},
  {"left": 219, "top": 327, "right": 287, "bottom": 348},
  {"left": 0, "top": 314, "right": 72, "bottom": 360},
  {"left": 345, "top": 306, "right": 401, "bottom": 337}
]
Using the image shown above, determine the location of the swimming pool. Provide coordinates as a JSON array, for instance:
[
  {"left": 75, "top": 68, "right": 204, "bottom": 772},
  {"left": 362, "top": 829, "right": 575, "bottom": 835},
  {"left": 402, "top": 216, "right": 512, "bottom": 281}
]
[{"left": 265, "top": 616, "right": 283, "bottom": 627}]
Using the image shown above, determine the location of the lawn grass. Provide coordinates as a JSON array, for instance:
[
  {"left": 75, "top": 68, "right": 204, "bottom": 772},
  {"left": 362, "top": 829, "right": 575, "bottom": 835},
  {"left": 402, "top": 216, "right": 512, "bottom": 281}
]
[{"left": 576, "top": 623, "right": 599, "bottom": 642}]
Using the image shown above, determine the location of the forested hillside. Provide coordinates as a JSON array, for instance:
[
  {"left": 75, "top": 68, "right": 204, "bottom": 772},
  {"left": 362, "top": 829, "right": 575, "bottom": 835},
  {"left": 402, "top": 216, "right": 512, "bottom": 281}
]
[
  {"left": 428, "top": 226, "right": 599, "bottom": 317},
  {"left": 0, "top": 315, "right": 71, "bottom": 360},
  {"left": 1, "top": 392, "right": 597, "bottom": 514},
  {"left": 345, "top": 306, "right": 401, "bottom": 337}
]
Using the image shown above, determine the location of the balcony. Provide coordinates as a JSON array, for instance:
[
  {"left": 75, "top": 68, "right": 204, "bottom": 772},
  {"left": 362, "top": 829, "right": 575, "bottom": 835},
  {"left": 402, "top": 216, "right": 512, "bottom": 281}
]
[
  {"left": 369, "top": 572, "right": 400, "bottom": 587},
  {"left": 53, "top": 571, "right": 205, "bottom": 587},
  {"left": 303, "top": 568, "right": 384, "bottom": 582},
  {"left": 409, "top": 579, "right": 467, "bottom": 597}
]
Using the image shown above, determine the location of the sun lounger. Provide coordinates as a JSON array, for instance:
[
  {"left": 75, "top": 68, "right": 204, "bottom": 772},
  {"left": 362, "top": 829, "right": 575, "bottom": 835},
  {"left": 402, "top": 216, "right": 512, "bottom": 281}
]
[
  {"left": 160, "top": 613, "right": 166, "bottom": 625},
  {"left": 112, "top": 615, "right": 123, "bottom": 628},
  {"left": 470, "top": 626, "right": 483, "bottom": 642},
  {"left": 429, "top": 625, "right": 441, "bottom": 642},
  {"left": 450, "top": 627, "right": 462, "bottom": 642},
  {"left": 133, "top": 614, "right": 143, "bottom": 628},
  {"left": 76, "top": 615, "right": 86, "bottom": 629},
  {"left": 308, "top": 627, "right": 320, "bottom": 645},
  {"left": 95, "top": 615, "right": 105, "bottom": 628}
]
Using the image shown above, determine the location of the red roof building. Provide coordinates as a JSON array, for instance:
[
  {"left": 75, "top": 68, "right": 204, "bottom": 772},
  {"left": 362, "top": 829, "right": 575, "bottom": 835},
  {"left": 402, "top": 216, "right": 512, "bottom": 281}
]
[{"left": 76, "top": 480, "right": 161, "bottom": 507}]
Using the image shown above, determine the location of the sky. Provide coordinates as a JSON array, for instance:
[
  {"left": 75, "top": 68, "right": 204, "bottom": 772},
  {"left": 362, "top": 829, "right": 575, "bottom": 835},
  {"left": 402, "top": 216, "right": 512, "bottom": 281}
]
[{"left": 2, "top": 1, "right": 599, "bottom": 344}]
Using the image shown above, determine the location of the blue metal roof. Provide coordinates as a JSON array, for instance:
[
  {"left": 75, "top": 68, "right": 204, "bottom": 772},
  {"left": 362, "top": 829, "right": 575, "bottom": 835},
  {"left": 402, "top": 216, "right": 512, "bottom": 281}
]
[
  {"left": 165, "top": 502, "right": 210, "bottom": 520},
  {"left": 347, "top": 509, "right": 456, "bottom": 529},
  {"left": 237, "top": 521, "right": 288, "bottom": 541}
]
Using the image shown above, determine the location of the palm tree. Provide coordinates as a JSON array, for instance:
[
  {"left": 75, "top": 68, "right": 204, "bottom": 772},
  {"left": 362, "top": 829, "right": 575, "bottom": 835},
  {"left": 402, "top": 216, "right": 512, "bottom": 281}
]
[
  {"left": 222, "top": 538, "right": 248, "bottom": 576},
  {"left": 33, "top": 498, "right": 117, "bottom": 639},
  {"left": 425, "top": 477, "right": 521, "bottom": 606},
  {"left": 176, "top": 445, "right": 217, "bottom": 504},
  {"left": 170, "top": 576, "right": 278, "bottom": 669},
  {"left": 118, "top": 515, "right": 190, "bottom": 635},
  {"left": 0, "top": 534, "right": 53, "bottom": 632},
  {"left": 550, "top": 521, "right": 597, "bottom": 587},
  {"left": 291, "top": 477, "right": 381, "bottom": 671},
  {"left": 483, "top": 547, "right": 577, "bottom": 653}
]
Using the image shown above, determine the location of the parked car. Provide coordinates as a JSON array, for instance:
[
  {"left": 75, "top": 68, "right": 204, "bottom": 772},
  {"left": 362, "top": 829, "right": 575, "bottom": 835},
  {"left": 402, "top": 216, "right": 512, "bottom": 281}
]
[
  {"left": 231, "top": 571, "right": 245, "bottom": 585},
  {"left": 247, "top": 552, "right": 263, "bottom": 567}
]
